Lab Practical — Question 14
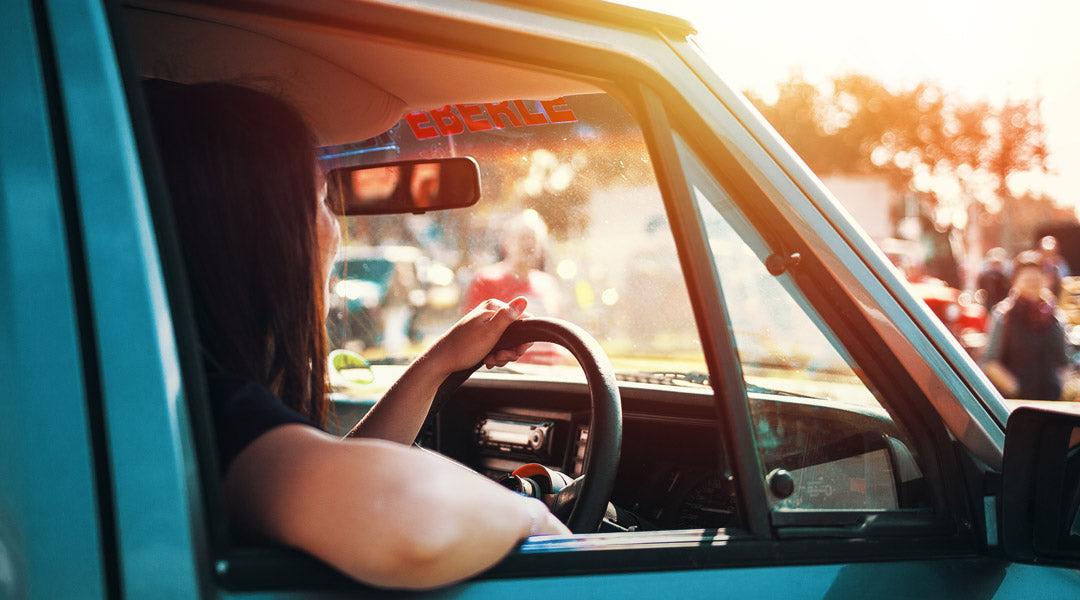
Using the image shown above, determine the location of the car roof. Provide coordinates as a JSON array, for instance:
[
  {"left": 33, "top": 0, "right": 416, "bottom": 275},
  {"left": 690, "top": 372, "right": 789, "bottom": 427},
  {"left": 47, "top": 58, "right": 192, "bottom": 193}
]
[
  {"left": 500, "top": 0, "right": 695, "bottom": 35},
  {"left": 123, "top": 0, "right": 690, "bottom": 146}
]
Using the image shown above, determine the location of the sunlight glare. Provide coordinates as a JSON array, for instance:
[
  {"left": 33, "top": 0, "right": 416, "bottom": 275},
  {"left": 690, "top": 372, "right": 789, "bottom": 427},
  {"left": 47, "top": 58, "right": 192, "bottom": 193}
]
[{"left": 622, "top": 0, "right": 1080, "bottom": 212}]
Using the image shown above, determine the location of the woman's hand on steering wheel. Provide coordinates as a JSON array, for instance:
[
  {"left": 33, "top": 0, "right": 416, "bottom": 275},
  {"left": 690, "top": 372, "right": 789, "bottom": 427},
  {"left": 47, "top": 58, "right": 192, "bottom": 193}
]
[{"left": 425, "top": 297, "right": 533, "bottom": 373}]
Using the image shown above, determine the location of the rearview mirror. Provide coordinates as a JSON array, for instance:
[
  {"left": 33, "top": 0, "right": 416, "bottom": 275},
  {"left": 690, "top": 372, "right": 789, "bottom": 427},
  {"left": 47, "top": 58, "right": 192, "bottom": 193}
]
[
  {"left": 326, "top": 157, "right": 480, "bottom": 215},
  {"left": 1001, "top": 406, "right": 1080, "bottom": 565}
]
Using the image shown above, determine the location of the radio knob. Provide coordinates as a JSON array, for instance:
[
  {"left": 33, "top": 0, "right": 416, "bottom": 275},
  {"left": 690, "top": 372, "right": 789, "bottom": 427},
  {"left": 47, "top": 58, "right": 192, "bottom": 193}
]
[{"left": 529, "top": 429, "right": 545, "bottom": 449}]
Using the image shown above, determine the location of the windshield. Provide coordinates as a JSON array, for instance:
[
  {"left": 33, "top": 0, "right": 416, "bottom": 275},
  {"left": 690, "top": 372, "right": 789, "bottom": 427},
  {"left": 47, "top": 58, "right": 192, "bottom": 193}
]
[{"left": 320, "top": 94, "right": 705, "bottom": 389}]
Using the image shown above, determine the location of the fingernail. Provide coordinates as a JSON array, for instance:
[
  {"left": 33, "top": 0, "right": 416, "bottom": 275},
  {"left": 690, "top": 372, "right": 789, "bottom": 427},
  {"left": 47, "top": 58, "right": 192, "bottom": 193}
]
[{"left": 509, "top": 296, "right": 527, "bottom": 318}]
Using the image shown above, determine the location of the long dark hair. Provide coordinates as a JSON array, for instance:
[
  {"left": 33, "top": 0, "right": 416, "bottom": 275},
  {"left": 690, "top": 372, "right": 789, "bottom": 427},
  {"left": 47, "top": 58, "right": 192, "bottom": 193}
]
[{"left": 145, "top": 80, "right": 329, "bottom": 426}]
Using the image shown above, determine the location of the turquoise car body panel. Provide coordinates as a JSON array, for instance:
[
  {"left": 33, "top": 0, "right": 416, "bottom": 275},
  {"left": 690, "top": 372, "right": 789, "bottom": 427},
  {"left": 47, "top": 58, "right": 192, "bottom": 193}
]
[
  {"left": 2, "top": 0, "right": 1079, "bottom": 597},
  {"left": 44, "top": 0, "right": 209, "bottom": 594},
  {"left": 406, "top": 560, "right": 1080, "bottom": 600},
  {"left": 0, "top": 1, "right": 107, "bottom": 597}
]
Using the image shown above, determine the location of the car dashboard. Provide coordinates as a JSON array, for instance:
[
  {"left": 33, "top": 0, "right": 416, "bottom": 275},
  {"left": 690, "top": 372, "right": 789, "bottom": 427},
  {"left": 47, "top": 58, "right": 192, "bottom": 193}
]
[{"left": 397, "top": 375, "right": 918, "bottom": 531}]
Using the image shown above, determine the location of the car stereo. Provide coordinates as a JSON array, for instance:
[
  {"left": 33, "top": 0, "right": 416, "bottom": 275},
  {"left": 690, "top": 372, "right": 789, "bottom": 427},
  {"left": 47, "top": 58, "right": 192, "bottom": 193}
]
[{"left": 475, "top": 416, "right": 553, "bottom": 455}]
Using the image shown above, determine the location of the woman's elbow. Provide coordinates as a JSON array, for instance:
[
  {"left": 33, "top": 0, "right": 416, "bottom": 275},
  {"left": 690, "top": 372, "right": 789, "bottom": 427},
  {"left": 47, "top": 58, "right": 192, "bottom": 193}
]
[
  {"left": 324, "top": 492, "right": 563, "bottom": 590},
  {"left": 367, "top": 503, "right": 524, "bottom": 588},
  {"left": 339, "top": 524, "right": 513, "bottom": 590}
]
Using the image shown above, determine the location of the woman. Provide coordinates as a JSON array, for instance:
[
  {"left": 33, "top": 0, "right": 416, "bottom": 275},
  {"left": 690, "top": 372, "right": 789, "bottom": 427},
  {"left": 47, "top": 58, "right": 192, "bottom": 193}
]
[
  {"left": 145, "top": 81, "right": 568, "bottom": 590},
  {"left": 980, "top": 250, "right": 1071, "bottom": 400}
]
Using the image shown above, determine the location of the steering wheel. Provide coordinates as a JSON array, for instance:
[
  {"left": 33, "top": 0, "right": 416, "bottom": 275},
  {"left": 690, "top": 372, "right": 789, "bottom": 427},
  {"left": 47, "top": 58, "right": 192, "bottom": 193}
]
[{"left": 424, "top": 317, "right": 622, "bottom": 534}]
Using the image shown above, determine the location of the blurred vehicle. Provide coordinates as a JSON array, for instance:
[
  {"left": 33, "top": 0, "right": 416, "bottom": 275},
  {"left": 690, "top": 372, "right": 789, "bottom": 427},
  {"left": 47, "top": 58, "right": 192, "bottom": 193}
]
[
  {"left": 327, "top": 245, "right": 458, "bottom": 352},
  {"left": 908, "top": 279, "right": 988, "bottom": 354},
  {"left": 880, "top": 238, "right": 988, "bottom": 354}
]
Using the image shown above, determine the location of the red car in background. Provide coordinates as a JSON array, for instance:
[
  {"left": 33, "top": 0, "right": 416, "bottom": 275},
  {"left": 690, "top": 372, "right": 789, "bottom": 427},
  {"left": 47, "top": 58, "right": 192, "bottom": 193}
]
[
  {"left": 881, "top": 238, "right": 988, "bottom": 356},
  {"left": 908, "top": 278, "right": 989, "bottom": 355}
]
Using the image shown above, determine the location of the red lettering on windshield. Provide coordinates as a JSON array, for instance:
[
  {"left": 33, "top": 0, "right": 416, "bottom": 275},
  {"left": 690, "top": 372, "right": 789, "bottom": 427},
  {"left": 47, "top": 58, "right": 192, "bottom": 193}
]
[
  {"left": 484, "top": 101, "right": 523, "bottom": 128},
  {"left": 456, "top": 103, "right": 494, "bottom": 132},
  {"left": 404, "top": 111, "right": 439, "bottom": 140},
  {"left": 429, "top": 105, "right": 465, "bottom": 136},
  {"left": 404, "top": 99, "right": 579, "bottom": 140},
  {"left": 514, "top": 100, "right": 549, "bottom": 126},
  {"left": 540, "top": 97, "right": 577, "bottom": 123}
]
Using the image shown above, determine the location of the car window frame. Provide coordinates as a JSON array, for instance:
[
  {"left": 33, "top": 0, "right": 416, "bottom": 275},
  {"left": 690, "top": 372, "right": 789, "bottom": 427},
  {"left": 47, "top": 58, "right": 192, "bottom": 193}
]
[
  {"left": 669, "top": 128, "right": 949, "bottom": 523},
  {"left": 629, "top": 85, "right": 773, "bottom": 537},
  {"left": 643, "top": 83, "right": 980, "bottom": 546},
  {"left": 46, "top": 0, "right": 217, "bottom": 595},
  {"left": 662, "top": 32, "right": 1009, "bottom": 456},
  {"left": 108, "top": 3, "right": 776, "bottom": 592},
  {"left": 105, "top": 0, "right": 993, "bottom": 593},
  {"left": 2, "top": 0, "right": 116, "bottom": 596}
]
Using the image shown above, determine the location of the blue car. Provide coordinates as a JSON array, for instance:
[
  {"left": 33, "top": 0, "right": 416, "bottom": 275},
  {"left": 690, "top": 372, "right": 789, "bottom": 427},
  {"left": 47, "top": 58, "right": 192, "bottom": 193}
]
[
  {"left": 326, "top": 245, "right": 457, "bottom": 353},
  {"left": 4, "top": 0, "right": 1080, "bottom": 597}
]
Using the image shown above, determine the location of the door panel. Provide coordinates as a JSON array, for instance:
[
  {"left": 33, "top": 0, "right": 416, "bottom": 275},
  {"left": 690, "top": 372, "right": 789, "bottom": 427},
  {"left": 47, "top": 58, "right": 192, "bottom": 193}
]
[
  {"left": 419, "top": 558, "right": 1079, "bottom": 599},
  {"left": 45, "top": 0, "right": 208, "bottom": 596},
  {"left": 0, "top": 0, "right": 107, "bottom": 596}
]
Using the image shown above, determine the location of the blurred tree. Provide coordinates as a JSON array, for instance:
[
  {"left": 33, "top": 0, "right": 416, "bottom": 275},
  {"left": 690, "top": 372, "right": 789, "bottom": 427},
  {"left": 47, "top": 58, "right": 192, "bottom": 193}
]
[
  {"left": 746, "top": 73, "right": 1057, "bottom": 253},
  {"left": 990, "top": 99, "right": 1051, "bottom": 251}
]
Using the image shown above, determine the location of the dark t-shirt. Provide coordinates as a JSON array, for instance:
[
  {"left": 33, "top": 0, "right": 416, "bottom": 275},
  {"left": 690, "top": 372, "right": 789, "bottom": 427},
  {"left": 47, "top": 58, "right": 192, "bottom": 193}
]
[
  {"left": 982, "top": 298, "right": 1069, "bottom": 400},
  {"left": 209, "top": 371, "right": 316, "bottom": 472}
]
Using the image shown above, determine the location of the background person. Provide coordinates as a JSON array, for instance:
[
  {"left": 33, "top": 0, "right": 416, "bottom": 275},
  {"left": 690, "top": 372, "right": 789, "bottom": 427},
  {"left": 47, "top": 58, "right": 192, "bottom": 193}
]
[
  {"left": 146, "top": 80, "right": 568, "bottom": 591},
  {"left": 975, "top": 247, "right": 1011, "bottom": 309},
  {"left": 463, "top": 209, "right": 561, "bottom": 316},
  {"left": 462, "top": 210, "right": 567, "bottom": 364},
  {"left": 979, "top": 250, "right": 1071, "bottom": 400}
]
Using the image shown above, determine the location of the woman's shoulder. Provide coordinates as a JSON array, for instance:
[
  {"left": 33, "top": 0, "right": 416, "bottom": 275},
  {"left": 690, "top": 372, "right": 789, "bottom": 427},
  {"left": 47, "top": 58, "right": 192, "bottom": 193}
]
[{"left": 208, "top": 371, "right": 317, "bottom": 472}]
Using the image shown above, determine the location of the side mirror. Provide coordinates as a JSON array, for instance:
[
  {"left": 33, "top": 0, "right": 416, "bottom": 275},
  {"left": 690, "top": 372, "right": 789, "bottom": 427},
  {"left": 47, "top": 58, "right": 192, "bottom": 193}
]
[
  {"left": 326, "top": 157, "right": 481, "bottom": 215},
  {"left": 1001, "top": 406, "right": 1080, "bottom": 564}
]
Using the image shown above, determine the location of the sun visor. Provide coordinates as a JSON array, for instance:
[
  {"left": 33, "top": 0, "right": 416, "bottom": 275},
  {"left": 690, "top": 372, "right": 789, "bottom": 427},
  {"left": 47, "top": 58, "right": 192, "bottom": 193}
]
[{"left": 125, "top": 8, "right": 404, "bottom": 146}]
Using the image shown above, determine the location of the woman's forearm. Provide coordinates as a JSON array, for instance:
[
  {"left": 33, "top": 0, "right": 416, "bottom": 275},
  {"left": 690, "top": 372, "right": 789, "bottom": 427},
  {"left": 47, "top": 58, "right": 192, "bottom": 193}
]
[
  {"left": 346, "top": 297, "right": 529, "bottom": 444},
  {"left": 224, "top": 426, "right": 568, "bottom": 590},
  {"left": 346, "top": 352, "right": 447, "bottom": 443}
]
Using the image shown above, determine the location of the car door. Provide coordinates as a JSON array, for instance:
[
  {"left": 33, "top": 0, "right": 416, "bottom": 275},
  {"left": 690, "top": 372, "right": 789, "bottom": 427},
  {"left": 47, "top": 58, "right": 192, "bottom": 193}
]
[
  {"left": 656, "top": 115, "right": 1080, "bottom": 599},
  {"left": 7, "top": 0, "right": 215, "bottom": 597},
  {"left": 1, "top": 1, "right": 112, "bottom": 597},
  {"left": 48, "top": 0, "right": 1080, "bottom": 597}
]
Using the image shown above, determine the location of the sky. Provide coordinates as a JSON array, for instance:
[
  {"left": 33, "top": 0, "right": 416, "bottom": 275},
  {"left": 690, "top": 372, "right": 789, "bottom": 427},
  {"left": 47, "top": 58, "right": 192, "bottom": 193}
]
[{"left": 633, "top": 0, "right": 1080, "bottom": 213}]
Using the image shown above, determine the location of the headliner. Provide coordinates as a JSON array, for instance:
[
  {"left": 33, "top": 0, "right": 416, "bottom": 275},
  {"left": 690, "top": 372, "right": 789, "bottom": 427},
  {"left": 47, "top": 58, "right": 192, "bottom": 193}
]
[{"left": 124, "top": 0, "right": 603, "bottom": 145}]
